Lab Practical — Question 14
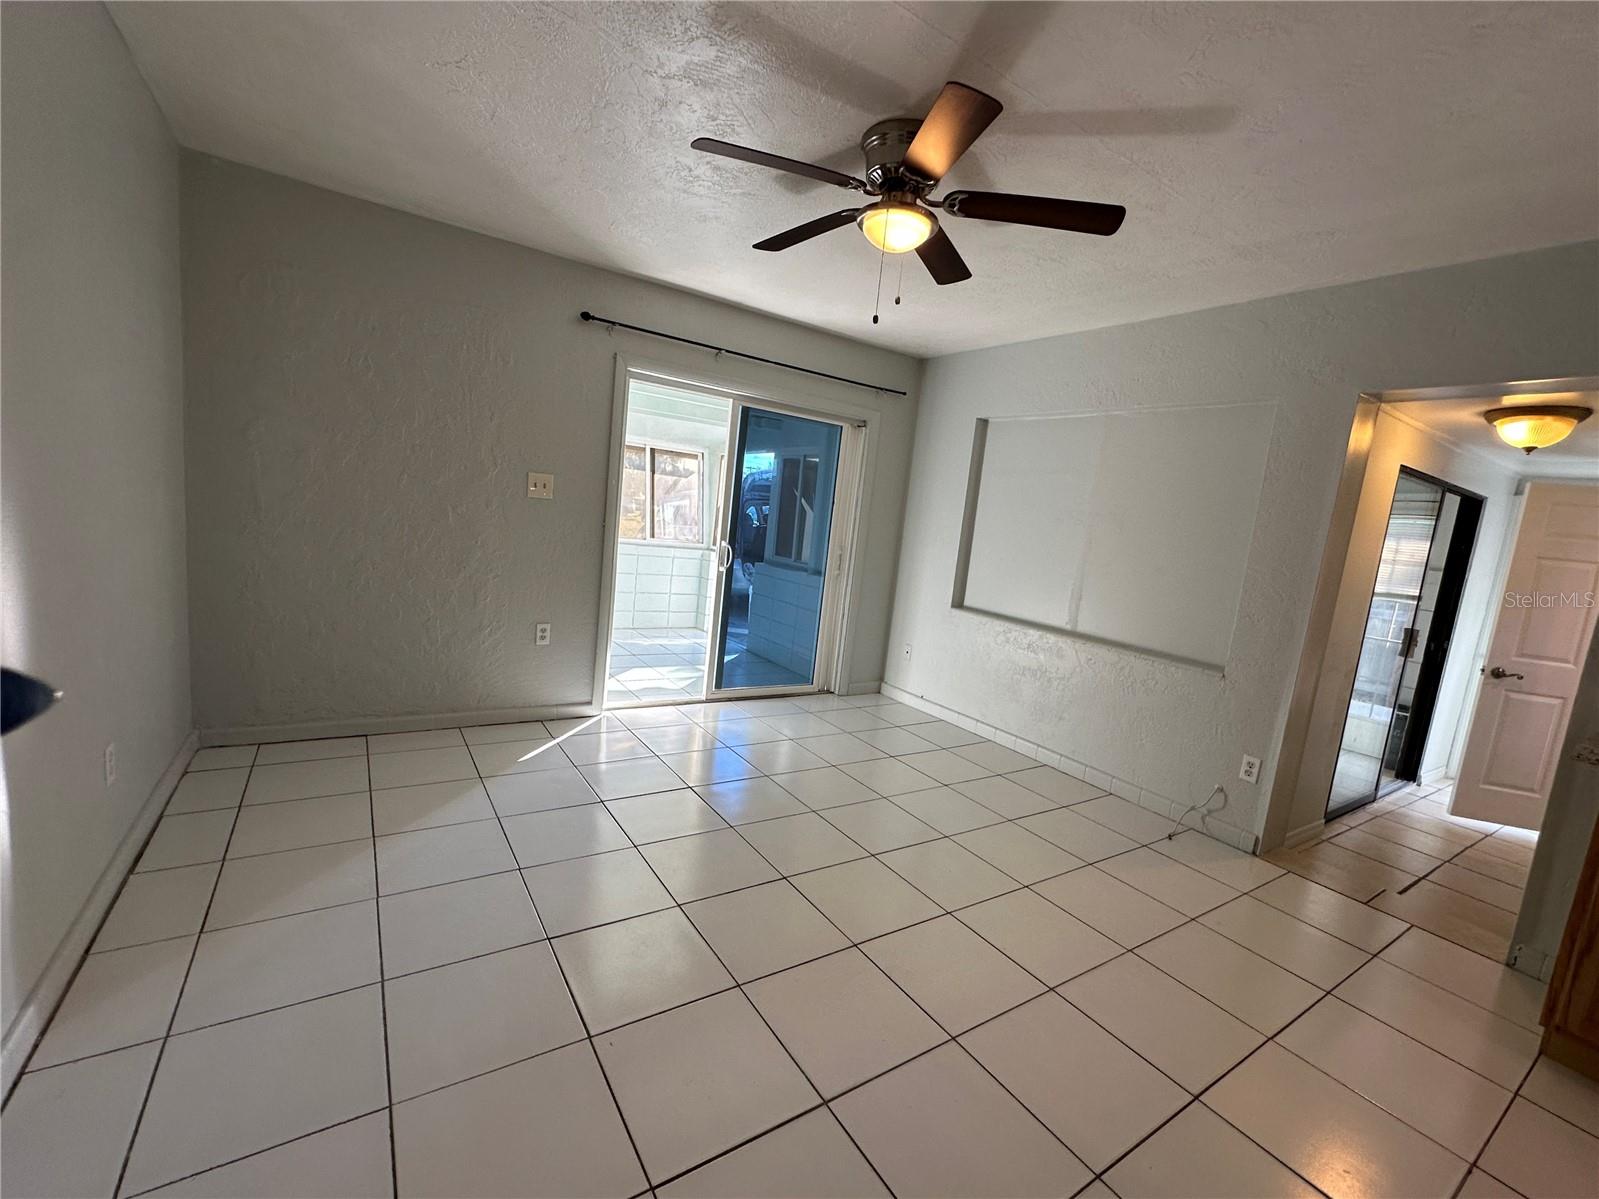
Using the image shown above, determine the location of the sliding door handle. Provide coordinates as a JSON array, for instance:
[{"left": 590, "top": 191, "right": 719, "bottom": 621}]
[{"left": 717, "top": 541, "right": 733, "bottom": 570}]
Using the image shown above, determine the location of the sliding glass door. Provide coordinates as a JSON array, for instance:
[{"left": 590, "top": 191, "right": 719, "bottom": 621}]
[{"left": 708, "top": 404, "right": 845, "bottom": 694}]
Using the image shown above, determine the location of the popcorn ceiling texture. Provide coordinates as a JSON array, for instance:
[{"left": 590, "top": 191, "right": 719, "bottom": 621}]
[
  {"left": 180, "top": 154, "right": 918, "bottom": 733},
  {"left": 885, "top": 243, "right": 1599, "bottom": 846},
  {"left": 108, "top": 2, "right": 1597, "bottom": 357}
]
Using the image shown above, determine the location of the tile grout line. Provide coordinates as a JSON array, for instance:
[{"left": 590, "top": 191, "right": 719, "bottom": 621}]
[
  {"left": 590, "top": 751, "right": 904, "bottom": 1196},
  {"left": 111, "top": 743, "right": 260, "bottom": 1198},
  {"left": 118, "top": 1107, "right": 390, "bottom": 1199},
  {"left": 464, "top": 724, "right": 659, "bottom": 1197},
  {"left": 362, "top": 738, "right": 399, "bottom": 1199}
]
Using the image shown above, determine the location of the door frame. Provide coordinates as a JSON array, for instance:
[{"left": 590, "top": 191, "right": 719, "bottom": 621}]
[
  {"left": 1324, "top": 466, "right": 1488, "bottom": 819},
  {"left": 1262, "top": 377, "right": 1599, "bottom": 853},
  {"left": 592, "top": 353, "right": 879, "bottom": 711}
]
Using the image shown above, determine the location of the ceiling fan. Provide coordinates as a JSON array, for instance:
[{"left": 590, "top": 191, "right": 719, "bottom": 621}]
[{"left": 691, "top": 81, "right": 1126, "bottom": 285}]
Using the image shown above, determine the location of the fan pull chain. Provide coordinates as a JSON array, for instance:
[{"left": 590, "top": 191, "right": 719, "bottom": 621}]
[
  {"left": 895, "top": 252, "right": 906, "bottom": 307},
  {"left": 871, "top": 244, "right": 887, "bottom": 325}
]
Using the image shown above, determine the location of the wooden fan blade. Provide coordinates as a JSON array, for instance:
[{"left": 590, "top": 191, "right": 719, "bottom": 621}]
[
  {"left": 691, "top": 138, "right": 865, "bottom": 190},
  {"left": 753, "top": 208, "right": 863, "bottom": 251},
  {"left": 2, "top": 667, "right": 61, "bottom": 735},
  {"left": 915, "top": 226, "right": 972, "bottom": 285},
  {"left": 942, "top": 190, "right": 1126, "bottom": 235},
  {"left": 902, "top": 82, "right": 1003, "bottom": 185}
]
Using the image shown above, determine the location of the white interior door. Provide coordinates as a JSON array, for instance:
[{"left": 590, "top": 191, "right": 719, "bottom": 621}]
[{"left": 1451, "top": 481, "right": 1599, "bottom": 829}]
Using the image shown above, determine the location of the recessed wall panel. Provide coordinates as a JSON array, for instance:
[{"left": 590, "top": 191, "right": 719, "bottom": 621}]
[{"left": 957, "top": 402, "right": 1275, "bottom": 668}]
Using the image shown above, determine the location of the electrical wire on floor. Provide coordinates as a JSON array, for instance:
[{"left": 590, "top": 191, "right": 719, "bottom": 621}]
[{"left": 1168, "top": 784, "right": 1227, "bottom": 839}]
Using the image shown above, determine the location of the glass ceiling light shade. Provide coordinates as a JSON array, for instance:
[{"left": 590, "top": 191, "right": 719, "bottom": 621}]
[
  {"left": 857, "top": 200, "right": 935, "bottom": 254},
  {"left": 1483, "top": 405, "right": 1592, "bottom": 454}
]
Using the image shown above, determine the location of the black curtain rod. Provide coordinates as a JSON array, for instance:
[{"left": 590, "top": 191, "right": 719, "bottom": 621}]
[{"left": 578, "top": 311, "right": 908, "bottom": 397}]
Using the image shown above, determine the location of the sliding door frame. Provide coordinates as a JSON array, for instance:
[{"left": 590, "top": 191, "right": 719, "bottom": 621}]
[{"left": 592, "top": 354, "right": 877, "bottom": 711}]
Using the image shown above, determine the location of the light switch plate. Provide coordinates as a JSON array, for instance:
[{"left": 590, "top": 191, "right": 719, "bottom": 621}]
[{"left": 527, "top": 472, "right": 554, "bottom": 500}]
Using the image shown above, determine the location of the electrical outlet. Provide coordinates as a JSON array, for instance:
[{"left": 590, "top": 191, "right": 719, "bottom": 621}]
[
  {"left": 527, "top": 472, "right": 554, "bottom": 500},
  {"left": 1238, "top": 754, "right": 1261, "bottom": 785},
  {"left": 104, "top": 743, "right": 117, "bottom": 786},
  {"left": 535, "top": 623, "right": 552, "bottom": 646}
]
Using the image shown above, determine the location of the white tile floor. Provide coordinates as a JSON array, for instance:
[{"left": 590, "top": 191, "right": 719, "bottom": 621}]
[{"left": 7, "top": 692, "right": 1597, "bottom": 1199}]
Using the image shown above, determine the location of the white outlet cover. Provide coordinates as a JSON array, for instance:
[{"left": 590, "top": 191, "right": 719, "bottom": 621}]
[{"left": 527, "top": 472, "right": 554, "bottom": 499}]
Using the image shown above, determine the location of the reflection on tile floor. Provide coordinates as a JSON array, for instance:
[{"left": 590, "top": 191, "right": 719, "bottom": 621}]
[
  {"left": 1266, "top": 780, "right": 1536, "bottom": 960},
  {"left": 606, "top": 626, "right": 807, "bottom": 705},
  {"left": 6, "top": 695, "right": 1594, "bottom": 1198}
]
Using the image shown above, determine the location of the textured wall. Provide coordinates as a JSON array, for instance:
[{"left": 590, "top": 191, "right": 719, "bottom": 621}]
[
  {"left": 181, "top": 155, "right": 918, "bottom": 732},
  {"left": 886, "top": 243, "right": 1599, "bottom": 845},
  {"left": 0, "top": 3, "right": 189, "bottom": 1037}
]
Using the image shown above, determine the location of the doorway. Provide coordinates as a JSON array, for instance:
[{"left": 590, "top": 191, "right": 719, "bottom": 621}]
[
  {"left": 603, "top": 379, "right": 731, "bottom": 706},
  {"left": 602, "top": 372, "right": 859, "bottom": 707},
  {"left": 1327, "top": 467, "right": 1485, "bottom": 818}
]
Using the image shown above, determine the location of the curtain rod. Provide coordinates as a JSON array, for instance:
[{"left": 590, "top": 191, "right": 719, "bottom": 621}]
[{"left": 578, "top": 311, "right": 908, "bottom": 397}]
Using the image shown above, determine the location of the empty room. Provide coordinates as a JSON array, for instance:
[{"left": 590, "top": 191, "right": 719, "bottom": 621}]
[{"left": 4, "top": 3, "right": 1599, "bottom": 1197}]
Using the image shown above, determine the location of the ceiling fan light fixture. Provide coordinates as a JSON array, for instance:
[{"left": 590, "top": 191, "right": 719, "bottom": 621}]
[
  {"left": 857, "top": 200, "right": 935, "bottom": 254},
  {"left": 1483, "top": 405, "right": 1592, "bottom": 454}
]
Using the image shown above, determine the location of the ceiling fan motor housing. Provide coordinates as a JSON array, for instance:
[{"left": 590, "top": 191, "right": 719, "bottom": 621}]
[{"left": 860, "top": 118, "right": 925, "bottom": 193}]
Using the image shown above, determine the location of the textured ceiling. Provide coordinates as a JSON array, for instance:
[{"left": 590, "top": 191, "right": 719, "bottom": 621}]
[{"left": 108, "top": 1, "right": 1599, "bottom": 357}]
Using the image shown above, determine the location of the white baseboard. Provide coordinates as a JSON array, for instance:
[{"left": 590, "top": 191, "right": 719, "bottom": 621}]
[
  {"left": 202, "top": 702, "right": 602, "bottom": 747},
  {"left": 1283, "top": 819, "right": 1328, "bottom": 849},
  {"left": 837, "top": 679, "right": 884, "bottom": 698},
  {"left": 2, "top": 728, "right": 198, "bottom": 1097},
  {"left": 1507, "top": 942, "right": 1555, "bottom": 982},
  {"left": 880, "top": 683, "right": 1258, "bottom": 854}
]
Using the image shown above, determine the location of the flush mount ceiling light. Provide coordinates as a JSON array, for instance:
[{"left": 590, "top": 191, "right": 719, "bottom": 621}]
[
  {"left": 857, "top": 198, "right": 936, "bottom": 254},
  {"left": 1483, "top": 404, "right": 1592, "bottom": 454}
]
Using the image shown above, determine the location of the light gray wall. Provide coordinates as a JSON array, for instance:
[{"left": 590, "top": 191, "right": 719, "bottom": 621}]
[
  {"left": 0, "top": 3, "right": 189, "bottom": 1038},
  {"left": 887, "top": 243, "right": 1599, "bottom": 847},
  {"left": 181, "top": 155, "right": 919, "bottom": 734}
]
